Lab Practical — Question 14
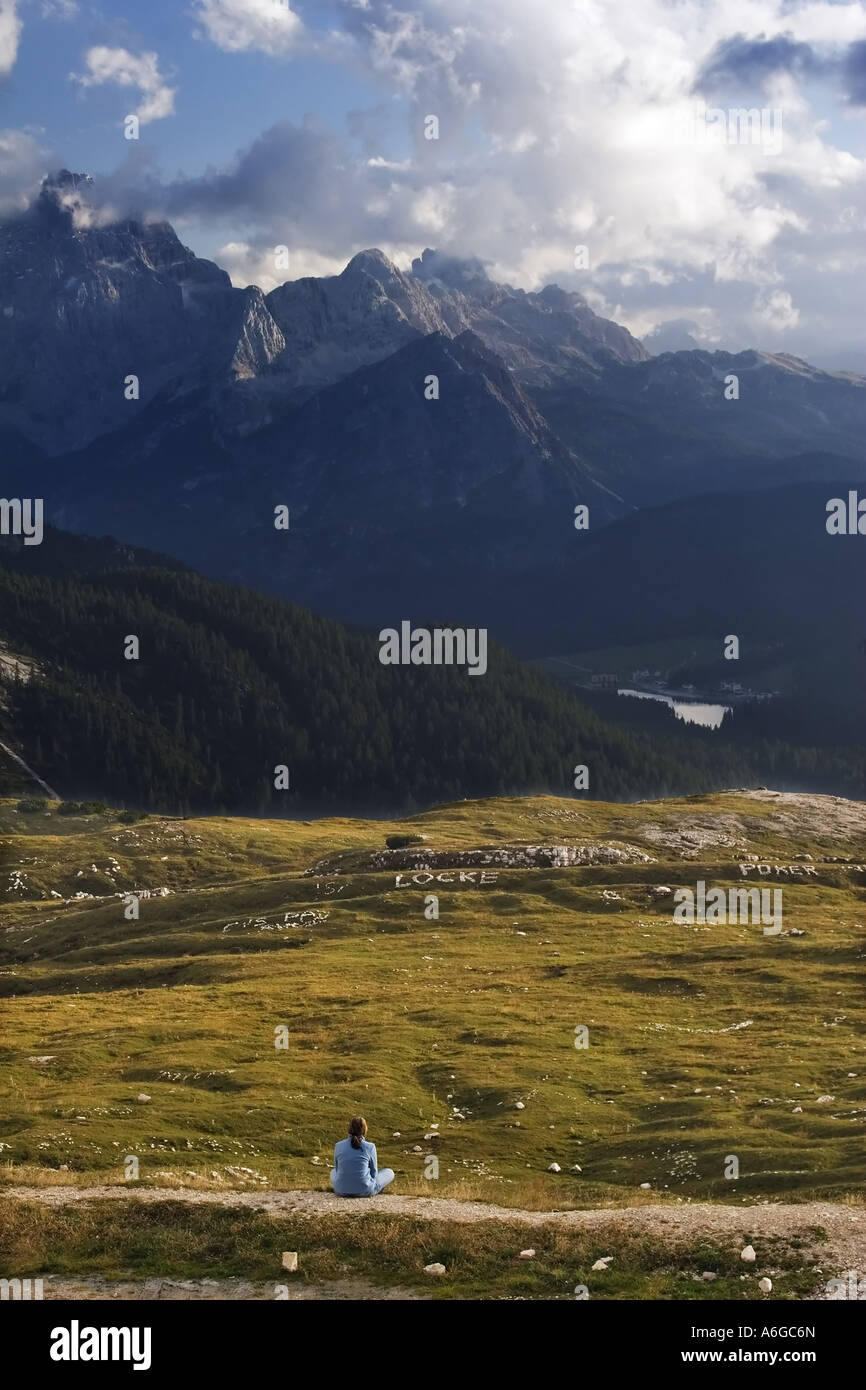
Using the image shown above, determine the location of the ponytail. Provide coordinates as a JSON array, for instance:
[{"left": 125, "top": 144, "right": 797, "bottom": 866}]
[{"left": 348, "top": 1115, "right": 367, "bottom": 1149}]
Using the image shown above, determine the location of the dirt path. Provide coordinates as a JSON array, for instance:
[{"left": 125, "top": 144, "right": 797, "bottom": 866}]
[
  {"left": 6, "top": 1185, "right": 865, "bottom": 1275},
  {"left": 36, "top": 1276, "right": 428, "bottom": 1301}
]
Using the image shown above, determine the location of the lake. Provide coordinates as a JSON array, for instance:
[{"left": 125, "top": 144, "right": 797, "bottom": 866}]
[{"left": 617, "top": 687, "right": 732, "bottom": 730}]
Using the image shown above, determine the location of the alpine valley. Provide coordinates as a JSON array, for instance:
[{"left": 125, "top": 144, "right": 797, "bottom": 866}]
[{"left": 0, "top": 171, "right": 864, "bottom": 807}]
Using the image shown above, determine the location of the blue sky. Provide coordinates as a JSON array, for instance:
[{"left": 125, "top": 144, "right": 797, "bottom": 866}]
[
  {"left": 1, "top": 0, "right": 865, "bottom": 365},
  {"left": 7, "top": 3, "right": 402, "bottom": 182}
]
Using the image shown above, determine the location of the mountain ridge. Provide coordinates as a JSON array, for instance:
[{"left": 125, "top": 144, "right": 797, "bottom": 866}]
[{"left": 1, "top": 170, "right": 864, "bottom": 709}]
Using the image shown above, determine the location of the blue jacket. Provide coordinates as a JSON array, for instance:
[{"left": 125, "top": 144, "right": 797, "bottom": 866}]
[{"left": 332, "top": 1136, "right": 379, "bottom": 1196}]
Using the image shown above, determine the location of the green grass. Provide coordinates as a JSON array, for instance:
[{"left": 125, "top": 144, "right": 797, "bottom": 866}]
[
  {"left": 0, "top": 1199, "right": 825, "bottom": 1300},
  {"left": 1, "top": 791, "right": 864, "bottom": 1205}
]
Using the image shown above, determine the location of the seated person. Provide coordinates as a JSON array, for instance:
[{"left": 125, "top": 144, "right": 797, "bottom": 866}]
[{"left": 330, "top": 1115, "right": 395, "bottom": 1197}]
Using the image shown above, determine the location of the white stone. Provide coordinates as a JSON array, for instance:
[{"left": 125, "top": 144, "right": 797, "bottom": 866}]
[
  {"left": 816, "top": 1095, "right": 834, "bottom": 1103},
  {"left": 547, "top": 1162, "right": 561, "bottom": 1173},
  {"left": 281, "top": 1252, "right": 298, "bottom": 1272},
  {"left": 424, "top": 1263, "right": 446, "bottom": 1276},
  {"left": 136, "top": 1093, "right": 151, "bottom": 1102},
  {"left": 518, "top": 1249, "right": 535, "bottom": 1260},
  {"left": 640, "top": 1182, "right": 651, "bottom": 1189},
  {"left": 591, "top": 1257, "right": 613, "bottom": 1271},
  {"left": 792, "top": 1106, "right": 802, "bottom": 1113},
  {"left": 759, "top": 1277, "right": 772, "bottom": 1293},
  {"left": 515, "top": 1101, "right": 525, "bottom": 1110},
  {"left": 741, "top": 1245, "right": 756, "bottom": 1262}
]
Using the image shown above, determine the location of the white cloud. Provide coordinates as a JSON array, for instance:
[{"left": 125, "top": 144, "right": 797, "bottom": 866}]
[
  {"left": 193, "top": 0, "right": 304, "bottom": 54},
  {"left": 39, "top": 0, "right": 78, "bottom": 18},
  {"left": 72, "top": 47, "right": 175, "bottom": 123},
  {"left": 322, "top": 0, "right": 866, "bottom": 356},
  {"left": 0, "top": 0, "right": 22, "bottom": 77},
  {"left": 754, "top": 288, "right": 800, "bottom": 331},
  {"left": 0, "top": 127, "right": 50, "bottom": 212},
  {"left": 162, "top": 0, "right": 866, "bottom": 358},
  {"left": 215, "top": 240, "right": 348, "bottom": 290}
]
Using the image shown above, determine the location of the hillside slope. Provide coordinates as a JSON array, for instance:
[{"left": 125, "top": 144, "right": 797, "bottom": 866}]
[
  {"left": 1, "top": 789, "right": 863, "bottom": 1210},
  {"left": 2, "top": 527, "right": 865, "bottom": 811}
]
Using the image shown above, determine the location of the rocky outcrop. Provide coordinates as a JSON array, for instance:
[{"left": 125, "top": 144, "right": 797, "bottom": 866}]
[
  {"left": 265, "top": 248, "right": 450, "bottom": 393},
  {"left": 0, "top": 172, "right": 284, "bottom": 452},
  {"left": 411, "top": 246, "right": 650, "bottom": 385},
  {"left": 306, "top": 842, "right": 655, "bottom": 875}
]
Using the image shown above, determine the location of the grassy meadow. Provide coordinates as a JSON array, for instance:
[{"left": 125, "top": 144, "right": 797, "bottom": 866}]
[{"left": 1, "top": 790, "right": 864, "bottom": 1211}]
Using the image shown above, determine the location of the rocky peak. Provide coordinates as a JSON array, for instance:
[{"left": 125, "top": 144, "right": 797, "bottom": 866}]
[
  {"left": 264, "top": 250, "right": 451, "bottom": 394},
  {"left": 36, "top": 169, "right": 95, "bottom": 221},
  {"left": 536, "top": 283, "right": 585, "bottom": 309},
  {"left": 0, "top": 170, "right": 282, "bottom": 452},
  {"left": 340, "top": 247, "right": 402, "bottom": 280},
  {"left": 408, "top": 247, "right": 648, "bottom": 380},
  {"left": 411, "top": 247, "right": 491, "bottom": 289}
]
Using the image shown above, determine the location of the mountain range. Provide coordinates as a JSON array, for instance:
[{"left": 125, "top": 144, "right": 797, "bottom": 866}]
[{"left": 1, "top": 170, "right": 863, "bottom": 737}]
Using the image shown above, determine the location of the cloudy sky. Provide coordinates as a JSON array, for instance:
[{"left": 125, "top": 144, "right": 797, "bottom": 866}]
[{"left": 1, "top": 0, "right": 865, "bottom": 366}]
